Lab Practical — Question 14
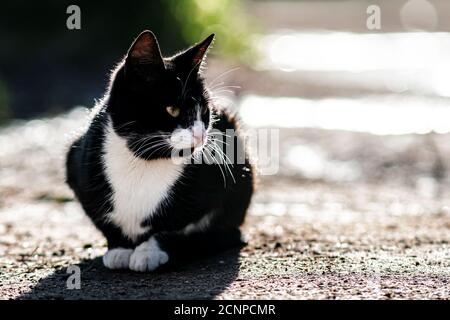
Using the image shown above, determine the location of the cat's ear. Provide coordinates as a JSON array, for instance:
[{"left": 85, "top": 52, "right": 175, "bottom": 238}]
[
  {"left": 188, "top": 34, "right": 215, "bottom": 69},
  {"left": 126, "top": 30, "right": 164, "bottom": 68},
  {"left": 174, "top": 34, "right": 215, "bottom": 73}
]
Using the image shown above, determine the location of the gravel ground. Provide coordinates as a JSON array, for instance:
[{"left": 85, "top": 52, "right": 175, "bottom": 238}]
[
  {"left": 2, "top": 0, "right": 450, "bottom": 300},
  {"left": 1, "top": 111, "right": 450, "bottom": 300},
  {"left": 1, "top": 182, "right": 450, "bottom": 299}
]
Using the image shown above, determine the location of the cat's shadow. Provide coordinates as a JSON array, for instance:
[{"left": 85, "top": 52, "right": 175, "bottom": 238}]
[{"left": 18, "top": 249, "right": 240, "bottom": 300}]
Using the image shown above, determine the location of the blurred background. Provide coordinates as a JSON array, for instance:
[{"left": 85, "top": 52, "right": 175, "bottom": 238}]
[
  {"left": 2, "top": 0, "right": 450, "bottom": 208},
  {"left": 2, "top": 0, "right": 450, "bottom": 299}
]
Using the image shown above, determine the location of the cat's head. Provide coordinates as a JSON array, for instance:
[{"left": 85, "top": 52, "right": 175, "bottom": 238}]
[{"left": 107, "top": 30, "right": 215, "bottom": 160}]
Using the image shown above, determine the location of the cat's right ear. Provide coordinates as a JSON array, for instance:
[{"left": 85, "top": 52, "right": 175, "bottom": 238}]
[{"left": 126, "top": 30, "right": 164, "bottom": 69}]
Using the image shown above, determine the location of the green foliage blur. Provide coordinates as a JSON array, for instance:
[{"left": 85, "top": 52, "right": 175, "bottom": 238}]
[
  {"left": 0, "top": 0, "right": 255, "bottom": 123},
  {"left": 167, "top": 0, "right": 255, "bottom": 61}
]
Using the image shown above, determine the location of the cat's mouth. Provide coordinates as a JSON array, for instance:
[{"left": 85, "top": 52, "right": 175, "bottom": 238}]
[{"left": 169, "top": 122, "right": 206, "bottom": 151}]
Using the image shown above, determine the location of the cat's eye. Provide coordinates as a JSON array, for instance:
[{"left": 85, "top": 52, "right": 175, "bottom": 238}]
[{"left": 166, "top": 106, "right": 180, "bottom": 118}]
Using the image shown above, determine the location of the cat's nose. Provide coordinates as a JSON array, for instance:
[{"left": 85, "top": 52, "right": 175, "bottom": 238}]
[{"left": 192, "top": 121, "right": 206, "bottom": 147}]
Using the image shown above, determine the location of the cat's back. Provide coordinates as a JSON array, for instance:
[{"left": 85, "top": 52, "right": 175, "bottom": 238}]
[{"left": 66, "top": 105, "right": 109, "bottom": 194}]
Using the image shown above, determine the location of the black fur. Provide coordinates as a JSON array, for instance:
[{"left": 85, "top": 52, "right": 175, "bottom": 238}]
[{"left": 66, "top": 31, "right": 254, "bottom": 269}]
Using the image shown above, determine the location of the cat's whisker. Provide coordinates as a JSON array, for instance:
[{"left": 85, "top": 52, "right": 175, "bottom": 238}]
[
  {"left": 129, "top": 138, "right": 161, "bottom": 155},
  {"left": 209, "top": 138, "right": 229, "bottom": 146},
  {"left": 207, "top": 67, "right": 240, "bottom": 88},
  {"left": 209, "top": 81, "right": 224, "bottom": 90},
  {"left": 145, "top": 143, "right": 171, "bottom": 160},
  {"left": 131, "top": 131, "right": 171, "bottom": 154},
  {"left": 136, "top": 142, "right": 168, "bottom": 157},
  {"left": 135, "top": 141, "right": 169, "bottom": 159},
  {"left": 211, "top": 146, "right": 233, "bottom": 185},
  {"left": 208, "top": 132, "right": 232, "bottom": 139},
  {"left": 129, "top": 136, "right": 151, "bottom": 149},
  {"left": 128, "top": 135, "right": 157, "bottom": 146},
  {"left": 209, "top": 142, "right": 236, "bottom": 184},
  {"left": 181, "top": 59, "right": 203, "bottom": 103},
  {"left": 195, "top": 143, "right": 211, "bottom": 165},
  {"left": 128, "top": 133, "right": 171, "bottom": 150},
  {"left": 211, "top": 89, "right": 235, "bottom": 96},
  {"left": 204, "top": 145, "right": 226, "bottom": 188},
  {"left": 214, "top": 85, "right": 241, "bottom": 89},
  {"left": 207, "top": 133, "right": 230, "bottom": 144},
  {"left": 209, "top": 86, "right": 241, "bottom": 94},
  {"left": 209, "top": 138, "right": 234, "bottom": 165},
  {"left": 113, "top": 120, "right": 137, "bottom": 131},
  {"left": 211, "top": 95, "right": 234, "bottom": 101},
  {"left": 210, "top": 96, "right": 235, "bottom": 107},
  {"left": 127, "top": 138, "right": 171, "bottom": 167}
]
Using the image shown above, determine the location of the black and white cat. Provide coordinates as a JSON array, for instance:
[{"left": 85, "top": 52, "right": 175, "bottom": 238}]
[{"left": 66, "top": 30, "right": 254, "bottom": 272}]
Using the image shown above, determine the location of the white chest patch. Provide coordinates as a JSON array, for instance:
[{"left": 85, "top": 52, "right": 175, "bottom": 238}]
[{"left": 103, "top": 121, "right": 184, "bottom": 240}]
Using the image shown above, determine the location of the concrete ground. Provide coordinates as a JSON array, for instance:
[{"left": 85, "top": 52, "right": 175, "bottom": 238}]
[
  {"left": 1, "top": 180, "right": 450, "bottom": 299},
  {"left": 1, "top": 111, "right": 450, "bottom": 299}
]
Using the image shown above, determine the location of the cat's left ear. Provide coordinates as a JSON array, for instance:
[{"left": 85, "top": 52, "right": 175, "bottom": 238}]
[
  {"left": 174, "top": 34, "right": 215, "bottom": 73},
  {"left": 126, "top": 30, "right": 164, "bottom": 68}
]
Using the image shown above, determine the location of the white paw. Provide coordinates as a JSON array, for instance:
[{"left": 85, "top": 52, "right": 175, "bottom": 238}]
[
  {"left": 129, "top": 237, "right": 169, "bottom": 272},
  {"left": 103, "top": 248, "right": 133, "bottom": 270}
]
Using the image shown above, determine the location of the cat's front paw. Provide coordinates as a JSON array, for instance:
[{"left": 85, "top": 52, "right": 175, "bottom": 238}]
[
  {"left": 129, "top": 237, "right": 169, "bottom": 272},
  {"left": 103, "top": 248, "right": 133, "bottom": 270}
]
